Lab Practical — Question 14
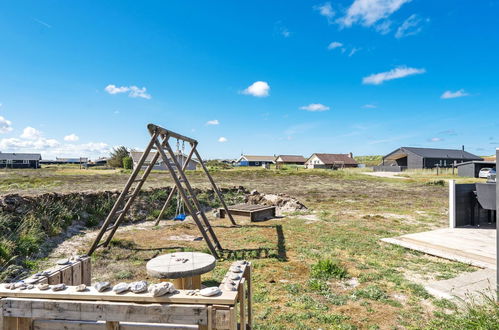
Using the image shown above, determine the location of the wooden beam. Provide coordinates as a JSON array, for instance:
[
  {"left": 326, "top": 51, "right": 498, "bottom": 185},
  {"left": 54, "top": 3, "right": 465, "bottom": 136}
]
[
  {"left": 245, "top": 264, "right": 252, "bottom": 328},
  {"left": 81, "top": 257, "right": 91, "bottom": 286},
  {"left": 2, "top": 298, "right": 208, "bottom": 325},
  {"left": 238, "top": 278, "right": 246, "bottom": 330},
  {"left": 32, "top": 320, "right": 199, "bottom": 330},
  {"left": 0, "top": 287, "right": 238, "bottom": 305},
  {"left": 72, "top": 261, "right": 82, "bottom": 285},
  {"left": 61, "top": 266, "right": 73, "bottom": 285}
]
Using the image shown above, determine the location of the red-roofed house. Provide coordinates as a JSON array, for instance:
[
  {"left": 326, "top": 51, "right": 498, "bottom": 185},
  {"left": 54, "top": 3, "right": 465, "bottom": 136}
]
[{"left": 305, "top": 153, "right": 358, "bottom": 169}]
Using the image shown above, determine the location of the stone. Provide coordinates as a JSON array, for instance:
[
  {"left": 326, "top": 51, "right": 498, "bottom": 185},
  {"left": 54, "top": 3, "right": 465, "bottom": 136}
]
[
  {"left": 148, "top": 282, "right": 176, "bottom": 297},
  {"left": 3, "top": 283, "right": 14, "bottom": 290},
  {"left": 25, "top": 278, "right": 38, "bottom": 285},
  {"left": 75, "top": 284, "right": 87, "bottom": 292},
  {"left": 199, "top": 287, "right": 222, "bottom": 297},
  {"left": 229, "top": 266, "right": 242, "bottom": 273},
  {"left": 52, "top": 283, "right": 66, "bottom": 291},
  {"left": 27, "top": 285, "right": 34, "bottom": 289},
  {"left": 56, "top": 258, "right": 70, "bottom": 265},
  {"left": 37, "top": 283, "right": 50, "bottom": 290},
  {"left": 224, "top": 282, "right": 237, "bottom": 291},
  {"left": 129, "top": 280, "right": 148, "bottom": 293},
  {"left": 94, "top": 281, "right": 111, "bottom": 292},
  {"left": 14, "top": 282, "right": 26, "bottom": 289},
  {"left": 229, "top": 274, "right": 241, "bottom": 280},
  {"left": 113, "top": 282, "right": 129, "bottom": 294}
]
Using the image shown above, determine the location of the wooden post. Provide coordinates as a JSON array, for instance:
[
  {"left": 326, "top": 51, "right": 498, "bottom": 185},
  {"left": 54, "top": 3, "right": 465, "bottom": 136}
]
[
  {"left": 229, "top": 307, "right": 237, "bottom": 330},
  {"left": 81, "top": 257, "right": 91, "bottom": 286},
  {"left": 106, "top": 321, "right": 119, "bottom": 329},
  {"left": 246, "top": 264, "right": 253, "bottom": 328},
  {"left": 449, "top": 180, "right": 456, "bottom": 228},
  {"left": 238, "top": 278, "right": 246, "bottom": 329},
  {"left": 2, "top": 317, "right": 17, "bottom": 330},
  {"left": 17, "top": 317, "right": 31, "bottom": 330}
]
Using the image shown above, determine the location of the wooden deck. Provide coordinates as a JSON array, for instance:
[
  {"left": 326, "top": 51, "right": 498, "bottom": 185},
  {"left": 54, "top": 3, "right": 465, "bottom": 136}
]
[
  {"left": 219, "top": 204, "right": 276, "bottom": 222},
  {"left": 382, "top": 227, "right": 496, "bottom": 269}
]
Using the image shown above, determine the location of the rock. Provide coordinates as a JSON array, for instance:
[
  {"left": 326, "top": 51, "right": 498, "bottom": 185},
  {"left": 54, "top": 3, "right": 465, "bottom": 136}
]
[
  {"left": 129, "top": 281, "right": 148, "bottom": 293},
  {"left": 25, "top": 278, "right": 39, "bottom": 285},
  {"left": 230, "top": 266, "right": 242, "bottom": 273},
  {"left": 75, "top": 284, "right": 87, "bottom": 292},
  {"left": 224, "top": 282, "right": 237, "bottom": 291},
  {"left": 199, "top": 287, "right": 221, "bottom": 297},
  {"left": 113, "top": 283, "right": 129, "bottom": 294},
  {"left": 52, "top": 283, "right": 66, "bottom": 291},
  {"left": 3, "top": 283, "right": 14, "bottom": 290},
  {"left": 14, "top": 282, "right": 26, "bottom": 289},
  {"left": 148, "top": 282, "right": 176, "bottom": 297},
  {"left": 27, "top": 285, "right": 34, "bottom": 289},
  {"left": 56, "top": 258, "right": 69, "bottom": 265},
  {"left": 37, "top": 283, "right": 50, "bottom": 290},
  {"left": 229, "top": 274, "right": 241, "bottom": 280},
  {"left": 94, "top": 282, "right": 111, "bottom": 292}
]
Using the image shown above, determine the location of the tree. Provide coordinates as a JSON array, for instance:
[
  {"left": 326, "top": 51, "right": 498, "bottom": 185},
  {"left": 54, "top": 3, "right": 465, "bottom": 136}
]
[
  {"left": 122, "top": 156, "right": 133, "bottom": 170},
  {"left": 107, "top": 146, "right": 130, "bottom": 168}
]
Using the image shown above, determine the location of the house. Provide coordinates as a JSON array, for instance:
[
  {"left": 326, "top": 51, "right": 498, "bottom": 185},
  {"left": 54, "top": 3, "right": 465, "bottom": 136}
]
[
  {"left": 130, "top": 151, "right": 199, "bottom": 171},
  {"left": 236, "top": 155, "right": 275, "bottom": 167},
  {"left": 0, "top": 152, "right": 41, "bottom": 169},
  {"left": 375, "top": 147, "right": 482, "bottom": 172},
  {"left": 305, "top": 153, "right": 358, "bottom": 169},
  {"left": 456, "top": 160, "right": 496, "bottom": 178},
  {"left": 275, "top": 155, "right": 306, "bottom": 168}
]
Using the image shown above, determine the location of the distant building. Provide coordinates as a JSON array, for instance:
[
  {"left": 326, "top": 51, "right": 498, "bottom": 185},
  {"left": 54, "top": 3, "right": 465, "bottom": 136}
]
[
  {"left": 40, "top": 157, "right": 88, "bottom": 166},
  {"left": 305, "top": 153, "right": 357, "bottom": 169},
  {"left": 130, "top": 151, "right": 198, "bottom": 171},
  {"left": 0, "top": 152, "right": 41, "bottom": 169},
  {"left": 456, "top": 160, "right": 496, "bottom": 178},
  {"left": 374, "top": 147, "right": 482, "bottom": 172},
  {"left": 236, "top": 155, "right": 275, "bottom": 167},
  {"left": 275, "top": 155, "right": 306, "bottom": 167}
]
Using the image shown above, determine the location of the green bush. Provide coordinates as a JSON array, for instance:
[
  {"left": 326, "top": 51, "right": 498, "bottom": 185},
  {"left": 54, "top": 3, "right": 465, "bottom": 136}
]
[
  {"left": 311, "top": 259, "right": 349, "bottom": 280},
  {"left": 107, "top": 146, "right": 130, "bottom": 168},
  {"left": 122, "top": 156, "right": 133, "bottom": 170}
]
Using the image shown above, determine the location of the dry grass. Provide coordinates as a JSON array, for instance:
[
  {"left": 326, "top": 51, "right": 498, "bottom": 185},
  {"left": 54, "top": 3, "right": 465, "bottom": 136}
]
[{"left": 20, "top": 166, "right": 487, "bottom": 328}]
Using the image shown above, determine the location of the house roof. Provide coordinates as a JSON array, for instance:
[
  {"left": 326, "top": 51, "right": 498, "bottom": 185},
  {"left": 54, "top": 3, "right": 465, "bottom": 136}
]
[
  {"left": 276, "top": 155, "right": 306, "bottom": 163},
  {"left": 130, "top": 151, "right": 199, "bottom": 164},
  {"left": 308, "top": 153, "right": 358, "bottom": 165},
  {"left": 239, "top": 155, "right": 275, "bottom": 162},
  {"left": 387, "top": 147, "right": 482, "bottom": 160},
  {"left": 0, "top": 152, "right": 42, "bottom": 161},
  {"left": 455, "top": 160, "right": 496, "bottom": 167}
]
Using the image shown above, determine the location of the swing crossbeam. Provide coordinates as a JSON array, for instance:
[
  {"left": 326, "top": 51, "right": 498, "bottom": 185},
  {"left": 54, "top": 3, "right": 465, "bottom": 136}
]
[{"left": 87, "top": 123, "right": 237, "bottom": 258}]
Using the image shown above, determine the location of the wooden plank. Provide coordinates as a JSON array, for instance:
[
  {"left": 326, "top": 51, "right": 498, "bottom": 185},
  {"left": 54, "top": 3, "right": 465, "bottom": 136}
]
[
  {"left": 72, "top": 261, "right": 82, "bottom": 285},
  {"left": 33, "top": 320, "right": 198, "bottom": 330},
  {"left": 47, "top": 271, "right": 61, "bottom": 285},
  {"left": 81, "top": 257, "right": 91, "bottom": 286},
  {"left": 238, "top": 279, "right": 246, "bottom": 330},
  {"left": 245, "top": 264, "right": 252, "bottom": 328},
  {"left": 213, "top": 306, "right": 230, "bottom": 330},
  {"left": 3, "top": 298, "right": 208, "bottom": 325},
  {"left": 17, "top": 317, "right": 31, "bottom": 330},
  {"left": 106, "top": 321, "right": 119, "bottom": 330},
  {"left": 2, "top": 317, "right": 17, "bottom": 330},
  {"left": 0, "top": 288, "right": 237, "bottom": 305},
  {"left": 61, "top": 266, "right": 73, "bottom": 285},
  {"left": 229, "top": 307, "right": 236, "bottom": 330}
]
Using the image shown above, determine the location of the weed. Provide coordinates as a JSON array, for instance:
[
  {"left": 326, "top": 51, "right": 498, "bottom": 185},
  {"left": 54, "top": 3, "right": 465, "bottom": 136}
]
[
  {"left": 311, "top": 259, "right": 349, "bottom": 280},
  {"left": 352, "top": 285, "right": 388, "bottom": 301}
]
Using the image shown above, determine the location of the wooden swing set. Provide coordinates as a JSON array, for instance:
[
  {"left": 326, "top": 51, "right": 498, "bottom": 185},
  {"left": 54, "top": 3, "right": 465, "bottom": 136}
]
[{"left": 87, "top": 123, "right": 237, "bottom": 259}]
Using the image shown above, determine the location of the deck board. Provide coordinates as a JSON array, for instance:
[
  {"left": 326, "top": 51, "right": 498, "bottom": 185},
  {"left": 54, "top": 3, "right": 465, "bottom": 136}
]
[{"left": 382, "top": 227, "right": 496, "bottom": 269}]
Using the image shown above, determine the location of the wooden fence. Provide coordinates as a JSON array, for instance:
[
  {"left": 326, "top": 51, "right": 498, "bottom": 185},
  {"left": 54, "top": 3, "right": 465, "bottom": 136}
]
[{"left": 0, "top": 258, "right": 252, "bottom": 329}]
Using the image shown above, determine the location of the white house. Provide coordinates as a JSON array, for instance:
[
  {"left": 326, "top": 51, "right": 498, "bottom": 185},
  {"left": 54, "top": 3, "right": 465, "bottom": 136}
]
[{"left": 305, "top": 153, "right": 358, "bottom": 169}]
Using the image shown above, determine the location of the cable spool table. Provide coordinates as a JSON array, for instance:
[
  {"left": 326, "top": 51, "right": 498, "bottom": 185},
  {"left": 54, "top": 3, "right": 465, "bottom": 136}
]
[{"left": 146, "top": 252, "right": 216, "bottom": 289}]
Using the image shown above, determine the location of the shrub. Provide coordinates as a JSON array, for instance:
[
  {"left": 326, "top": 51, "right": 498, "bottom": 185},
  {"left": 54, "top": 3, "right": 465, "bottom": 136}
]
[
  {"left": 311, "top": 259, "right": 349, "bottom": 280},
  {"left": 107, "top": 146, "right": 130, "bottom": 168},
  {"left": 122, "top": 156, "right": 133, "bottom": 169}
]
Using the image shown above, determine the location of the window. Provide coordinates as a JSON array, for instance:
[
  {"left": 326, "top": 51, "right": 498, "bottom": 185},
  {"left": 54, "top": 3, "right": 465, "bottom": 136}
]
[
  {"left": 255, "top": 162, "right": 260, "bottom": 165},
  {"left": 23, "top": 160, "right": 29, "bottom": 164},
  {"left": 6, "top": 160, "right": 12, "bottom": 164}
]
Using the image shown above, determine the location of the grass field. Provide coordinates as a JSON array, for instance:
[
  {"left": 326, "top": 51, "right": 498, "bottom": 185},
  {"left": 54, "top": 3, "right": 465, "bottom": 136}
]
[{"left": 1, "top": 166, "right": 496, "bottom": 329}]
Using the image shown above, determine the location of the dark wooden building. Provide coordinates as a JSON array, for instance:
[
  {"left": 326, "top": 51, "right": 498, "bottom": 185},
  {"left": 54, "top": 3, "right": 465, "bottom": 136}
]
[
  {"left": 275, "top": 155, "right": 306, "bottom": 167},
  {"left": 0, "top": 152, "right": 41, "bottom": 169},
  {"left": 375, "top": 147, "right": 482, "bottom": 172}
]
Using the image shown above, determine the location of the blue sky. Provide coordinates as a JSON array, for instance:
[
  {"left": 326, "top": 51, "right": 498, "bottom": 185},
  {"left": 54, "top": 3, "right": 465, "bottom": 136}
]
[{"left": 0, "top": 0, "right": 498, "bottom": 159}]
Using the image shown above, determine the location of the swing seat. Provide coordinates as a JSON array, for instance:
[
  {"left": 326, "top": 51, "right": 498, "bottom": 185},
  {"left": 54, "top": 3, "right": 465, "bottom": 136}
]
[{"left": 174, "top": 213, "right": 187, "bottom": 221}]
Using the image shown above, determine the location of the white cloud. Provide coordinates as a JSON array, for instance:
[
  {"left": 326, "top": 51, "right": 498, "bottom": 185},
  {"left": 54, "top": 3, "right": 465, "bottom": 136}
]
[
  {"left": 348, "top": 47, "right": 360, "bottom": 56},
  {"left": 328, "top": 41, "right": 343, "bottom": 50},
  {"left": 0, "top": 116, "right": 13, "bottom": 134},
  {"left": 314, "top": 2, "right": 335, "bottom": 23},
  {"left": 440, "top": 89, "right": 469, "bottom": 99},
  {"left": 362, "top": 104, "right": 377, "bottom": 108},
  {"left": 241, "top": 81, "right": 270, "bottom": 97},
  {"left": 338, "top": 0, "right": 411, "bottom": 28},
  {"left": 429, "top": 137, "right": 443, "bottom": 142},
  {"left": 21, "top": 126, "right": 42, "bottom": 140},
  {"left": 362, "top": 66, "right": 425, "bottom": 85},
  {"left": 128, "top": 86, "right": 151, "bottom": 99},
  {"left": 104, "top": 84, "right": 151, "bottom": 99},
  {"left": 105, "top": 84, "right": 130, "bottom": 94},
  {"left": 299, "top": 103, "right": 330, "bottom": 112},
  {"left": 218, "top": 137, "right": 228, "bottom": 143},
  {"left": 375, "top": 19, "right": 392, "bottom": 34},
  {"left": 206, "top": 120, "right": 220, "bottom": 126},
  {"left": 64, "top": 133, "right": 80, "bottom": 142},
  {"left": 395, "top": 14, "right": 425, "bottom": 38}
]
